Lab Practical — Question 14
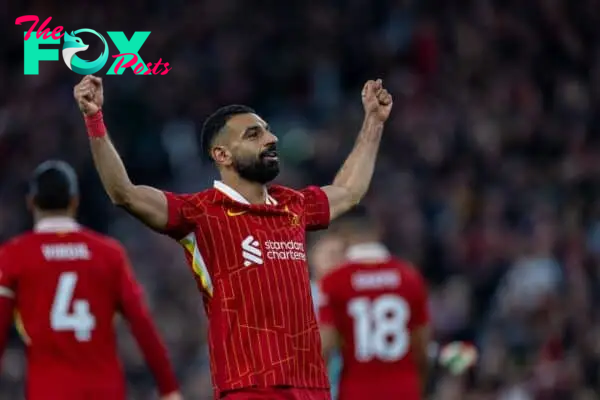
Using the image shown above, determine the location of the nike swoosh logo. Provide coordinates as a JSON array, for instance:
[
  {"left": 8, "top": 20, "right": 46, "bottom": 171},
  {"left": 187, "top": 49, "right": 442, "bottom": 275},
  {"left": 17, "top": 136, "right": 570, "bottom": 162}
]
[{"left": 227, "top": 209, "right": 247, "bottom": 217}]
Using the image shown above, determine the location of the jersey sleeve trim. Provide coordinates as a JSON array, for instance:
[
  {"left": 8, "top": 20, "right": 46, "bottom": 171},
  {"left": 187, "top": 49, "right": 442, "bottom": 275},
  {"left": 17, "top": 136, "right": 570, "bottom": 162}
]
[
  {"left": 180, "top": 233, "right": 213, "bottom": 297},
  {"left": 303, "top": 186, "right": 331, "bottom": 231},
  {"left": 163, "top": 191, "right": 196, "bottom": 240},
  {"left": 0, "top": 287, "right": 14, "bottom": 298}
]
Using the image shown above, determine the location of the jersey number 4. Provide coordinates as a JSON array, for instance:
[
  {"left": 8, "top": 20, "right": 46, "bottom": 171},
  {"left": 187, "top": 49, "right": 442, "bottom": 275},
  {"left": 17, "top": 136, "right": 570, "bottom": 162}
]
[
  {"left": 348, "top": 294, "right": 410, "bottom": 362},
  {"left": 50, "top": 272, "right": 96, "bottom": 342}
]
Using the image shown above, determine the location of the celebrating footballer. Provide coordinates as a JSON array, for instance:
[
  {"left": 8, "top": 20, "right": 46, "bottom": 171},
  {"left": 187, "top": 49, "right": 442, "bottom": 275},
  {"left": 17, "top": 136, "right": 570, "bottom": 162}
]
[{"left": 74, "top": 74, "right": 392, "bottom": 400}]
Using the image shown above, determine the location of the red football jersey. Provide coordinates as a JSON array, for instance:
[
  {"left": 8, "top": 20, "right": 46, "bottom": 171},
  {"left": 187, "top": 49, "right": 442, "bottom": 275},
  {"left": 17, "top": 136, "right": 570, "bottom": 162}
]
[
  {"left": 318, "top": 243, "right": 429, "bottom": 400},
  {"left": 163, "top": 180, "right": 331, "bottom": 398},
  {"left": 0, "top": 217, "right": 178, "bottom": 400}
]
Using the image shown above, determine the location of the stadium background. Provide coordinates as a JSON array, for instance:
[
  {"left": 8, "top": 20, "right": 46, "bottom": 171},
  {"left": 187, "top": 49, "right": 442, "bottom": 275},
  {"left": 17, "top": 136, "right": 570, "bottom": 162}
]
[{"left": 2, "top": 0, "right": 600, "bottom": 398}]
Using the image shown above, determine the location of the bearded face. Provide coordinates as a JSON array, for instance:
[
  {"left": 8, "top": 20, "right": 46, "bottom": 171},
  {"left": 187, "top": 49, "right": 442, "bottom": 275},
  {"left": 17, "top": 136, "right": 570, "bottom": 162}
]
[
  {"left": 210, "top": 112, "right": 281, "bottom": 183},
  {"left": 231, "top": 142, "right": 280, "bottom": 184}
]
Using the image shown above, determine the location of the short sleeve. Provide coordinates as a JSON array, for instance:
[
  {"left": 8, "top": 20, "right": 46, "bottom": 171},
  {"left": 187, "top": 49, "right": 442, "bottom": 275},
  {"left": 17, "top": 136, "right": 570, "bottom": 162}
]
[
  {"left": 409, "top": 271, "right": 429, "bottom": 329},
  {"left": 301, "top": 186, "right": 331, "bottom": 231},
  {"left": 317, "top": 278, "right": 335, "bottom": 326},
  {"left": 0, "top": 246, "right": 18, "bottom": 299},
  {"left": 162, "top": 191, "right": 198, "bottom": 240}
]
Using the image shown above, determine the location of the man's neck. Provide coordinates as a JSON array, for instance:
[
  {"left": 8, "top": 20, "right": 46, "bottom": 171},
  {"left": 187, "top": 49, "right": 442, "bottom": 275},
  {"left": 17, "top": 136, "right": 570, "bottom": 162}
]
[
  {"left": 34, "top": 210, "right": 75, "bottom": 225},
  {"left": 345, "top": 241, "right": 390, "bottom": 263},
  {"left": 33, "top": 212, "right": 79, "bottom": 233},
  {"left": 220, "top": 174, "right": 267, "bottom": 205}
]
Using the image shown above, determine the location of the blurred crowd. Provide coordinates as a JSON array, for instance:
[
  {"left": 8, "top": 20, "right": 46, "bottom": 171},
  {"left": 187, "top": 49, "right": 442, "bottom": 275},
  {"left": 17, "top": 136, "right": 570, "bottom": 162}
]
[{"left": 2, "top": 0, "right": 600, "bottom": 398}]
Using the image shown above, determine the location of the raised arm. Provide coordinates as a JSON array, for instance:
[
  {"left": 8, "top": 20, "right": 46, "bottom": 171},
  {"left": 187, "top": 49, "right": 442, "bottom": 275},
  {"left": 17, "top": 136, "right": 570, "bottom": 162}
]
[
  {"left": 74, "top": 76, "right": 169, "bottom": 232},
  {"left": 322, "top": 79, "right": 392, "bottom": 220}
]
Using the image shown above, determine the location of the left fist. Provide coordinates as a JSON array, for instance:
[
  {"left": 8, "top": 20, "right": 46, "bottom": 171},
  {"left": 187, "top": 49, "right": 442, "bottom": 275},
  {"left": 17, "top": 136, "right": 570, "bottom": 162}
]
[{"left": 361, "top": 79, "right": 393, "bottom": 122}]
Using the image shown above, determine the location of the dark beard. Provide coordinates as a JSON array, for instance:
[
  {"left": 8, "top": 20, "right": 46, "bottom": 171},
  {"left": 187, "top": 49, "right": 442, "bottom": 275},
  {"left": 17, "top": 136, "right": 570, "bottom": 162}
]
[{"left": 234, "top": 157, "right": 280, "bottom": 184}]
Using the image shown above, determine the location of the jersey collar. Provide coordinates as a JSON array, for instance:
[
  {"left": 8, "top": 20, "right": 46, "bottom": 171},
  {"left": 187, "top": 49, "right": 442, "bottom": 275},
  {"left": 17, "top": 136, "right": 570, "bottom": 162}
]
[
  {"left": 34, "top": 217, "right": 80, "bottom": 233},
  {"left": 213, "top": 180, "right": 278, "bottom": 205},
  {"left": 346, "top": 242, "right": 391, "bottom": 263}
]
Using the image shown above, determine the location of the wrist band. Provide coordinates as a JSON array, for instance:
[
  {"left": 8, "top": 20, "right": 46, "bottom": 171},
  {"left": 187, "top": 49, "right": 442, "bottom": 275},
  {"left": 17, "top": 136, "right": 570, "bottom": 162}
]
[{"left": 84, "top": 111, "right": 107, "bottom": 138}]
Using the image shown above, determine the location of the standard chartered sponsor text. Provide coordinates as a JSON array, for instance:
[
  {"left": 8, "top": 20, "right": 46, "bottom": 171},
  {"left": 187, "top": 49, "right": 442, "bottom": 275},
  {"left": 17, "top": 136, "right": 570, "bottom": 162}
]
[{"left": 264, "top": 240, "right": 306, "bottom": 261}]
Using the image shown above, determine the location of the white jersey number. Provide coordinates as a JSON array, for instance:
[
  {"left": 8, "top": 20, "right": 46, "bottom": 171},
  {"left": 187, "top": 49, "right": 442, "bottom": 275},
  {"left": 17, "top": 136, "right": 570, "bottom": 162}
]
[
  {"left": 347, "top": 294, "right": 410, "bottom": 362},
  {"left": 50, "top": 272, "right": 96, "bottom": 342}
]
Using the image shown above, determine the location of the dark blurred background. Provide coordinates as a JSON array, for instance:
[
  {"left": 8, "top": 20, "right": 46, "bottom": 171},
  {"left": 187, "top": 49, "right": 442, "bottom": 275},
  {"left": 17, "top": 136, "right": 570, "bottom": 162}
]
[{"left": 2, "top": 0, "right": 600, "bottom": 398}]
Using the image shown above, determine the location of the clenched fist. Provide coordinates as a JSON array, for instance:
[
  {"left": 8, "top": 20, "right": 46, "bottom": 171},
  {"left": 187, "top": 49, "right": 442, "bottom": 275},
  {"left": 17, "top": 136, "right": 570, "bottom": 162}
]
[
  {"left": 74, "top": 75, "right": 103, "bottom": 116},
  {"left": 362, "top": 79, "right": 393, "bottom": 122}
]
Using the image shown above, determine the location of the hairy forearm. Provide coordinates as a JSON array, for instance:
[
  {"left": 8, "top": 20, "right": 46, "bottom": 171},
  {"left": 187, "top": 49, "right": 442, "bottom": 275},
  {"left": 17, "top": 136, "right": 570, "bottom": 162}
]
[
  {"left": 85, "top": 112, "right": 135, "bottom": 205},
  {"left": 332, "top": 116, "right": 384, "bottom": 203},
  {"left": 89, "top": 135, "right": 135, "bottom": 205},
  {"left": 84, "top": 112, "right": 169, "bottom": 231}
]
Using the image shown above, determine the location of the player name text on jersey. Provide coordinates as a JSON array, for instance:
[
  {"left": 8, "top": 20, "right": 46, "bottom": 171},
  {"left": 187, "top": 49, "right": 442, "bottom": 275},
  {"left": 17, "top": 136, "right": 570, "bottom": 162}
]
[
  {"left": 42, "top": 243, "right": 91, "bottom": 261},
  {"left": 351, "top": 270, "right": 400, "bottom": 291}
]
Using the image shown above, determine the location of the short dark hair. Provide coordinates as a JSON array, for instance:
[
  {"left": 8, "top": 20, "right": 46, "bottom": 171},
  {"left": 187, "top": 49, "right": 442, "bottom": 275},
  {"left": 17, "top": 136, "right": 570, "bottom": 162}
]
[
  {"left": 200, "top": 104, "right": 256, "bottom": 161},
  {"left": 29, "top": 160, "right": 78, "bottom": 211}
]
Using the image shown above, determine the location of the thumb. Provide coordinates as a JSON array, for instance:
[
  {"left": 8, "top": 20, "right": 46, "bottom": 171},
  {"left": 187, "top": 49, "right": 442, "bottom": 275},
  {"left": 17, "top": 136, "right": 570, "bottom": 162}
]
[
  {"left": 88, "top": 75, "right": 102, "bottom": 87},
  {"left": 78, "top": 97, "right": 96, "bottom": 112},
  {"left": 373, "top": 79, "right": 382, "bottom": 92},
  {"left": 362, "top": 80, "right": 374, "bottom": 97}
]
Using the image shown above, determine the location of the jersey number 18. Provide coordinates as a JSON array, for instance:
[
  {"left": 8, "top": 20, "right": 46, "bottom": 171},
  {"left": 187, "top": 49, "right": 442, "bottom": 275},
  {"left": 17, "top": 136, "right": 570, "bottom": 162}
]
[
  {"left": 50, "top": 272, "right": 96, "bottom": 342},
  {"left": 348, "top": 294, "right": 410, "bottom": 362}
]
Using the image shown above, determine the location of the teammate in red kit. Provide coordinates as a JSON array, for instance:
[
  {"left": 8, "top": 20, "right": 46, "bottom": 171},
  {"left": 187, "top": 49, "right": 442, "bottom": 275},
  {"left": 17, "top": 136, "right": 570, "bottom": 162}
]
[
  {"left": 0, "top": 161, "right": 181, "bottom": 400},
  {"left": 74, "top": 74, "right": 393, "bottom": 400},
  {"left": 318, "top": 206, "right": 430, "bottom": 400}
]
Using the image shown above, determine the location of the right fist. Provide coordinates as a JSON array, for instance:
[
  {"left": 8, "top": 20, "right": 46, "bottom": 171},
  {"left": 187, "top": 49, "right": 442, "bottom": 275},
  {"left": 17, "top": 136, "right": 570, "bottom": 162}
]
[{"left": 74, "top": 75, "right": 103, "bottom": 116}]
